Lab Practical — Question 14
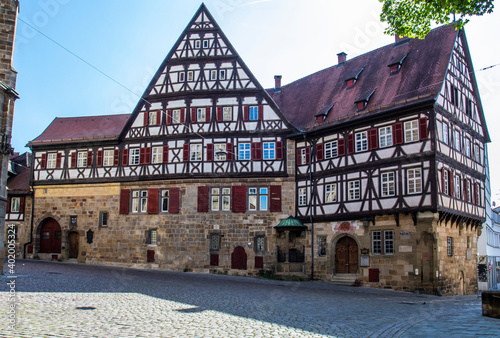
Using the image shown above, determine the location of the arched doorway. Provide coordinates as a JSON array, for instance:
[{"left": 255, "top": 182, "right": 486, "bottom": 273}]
[
  {"left": 458, "top": 271, "right": 465, "bottom": 295},
  {"left": 39, "top": 218, "right": 62, "bottom": 253},
  {"left": 335, "top": 236, "right": 358, "bottom": 273},
  {"left": 231, "top": 246, "right": 247, "bottom": 270},
  {"left": 68, "top": 232, "right": 79, "bottom": 258}
]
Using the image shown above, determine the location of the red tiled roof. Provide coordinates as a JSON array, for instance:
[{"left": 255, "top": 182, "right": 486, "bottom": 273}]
[
  {"left": 29, "top": 114, "right": 130, "bottom": 146},
  {"left": 268, "top": 25, "right": 458, "bottom": 131}
]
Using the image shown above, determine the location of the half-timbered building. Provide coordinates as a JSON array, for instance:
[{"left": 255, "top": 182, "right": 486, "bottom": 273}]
[{"left": 27, "top": 5, "right": 489, "bottom": 295}]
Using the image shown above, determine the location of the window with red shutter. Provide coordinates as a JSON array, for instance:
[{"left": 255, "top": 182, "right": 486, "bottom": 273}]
[
  {"left": 167, "top": 109, "right": 172, "bottom": 125},
  {"left": 143, "top": 111, "right": 148, "bottom": 126},
  {"left": 217, "top": 107, "right": 223, "bottom": 121},
  {"left": 114, "top": 149, "right": 119, "bottom": 166},
  {"left": 270, "top": 185, "right": 282, "bottom": 212},
  {"left": 296, "top": 148, "right": 302, "bottom": 165},
  {"left": 97, "top": 150, "right": 103, "bottom": 167},
  {"left": 87, "top": 151, "right": 93, "bottom": 167},
  {"left": 226, "top": 143, "right": 233, "bottom": 161},
  {"left": 145, "top": 147, "right": 151, "bottom": 164},
  {"left": 40, "top": 153, "right": 47, "bottom": 169},
  {"left": 169, "top": 187, "right": 180, "bottom": 213},
  {"left": 393, "top": 122, "right": 403, "bottom": 144},
  {"left": 71, "top": 152, "right": 77, "bottom": 168},
  {"left": 19, "top": 196, "right": 25, "bottom": 214},
  {"left": 198, "top": 186, "right": 210, "bottom": 212},
  {"left": 206, "top": 107, "right": 211, "bottom": 122},
  {"left": 449, "top": 171, "right": 454, "bottom": 196},
  {"left": 180, "top": 108, "right": 185, "bottom": 124},
  {"left": 183, "top": 144, "right": 189, "bottom": 162},
  {"left": 338, "top": 138, "right": 346, "bottom": 156},
  {"left": 191, "top": 108, "right": 196, "bottom": 123},
  {"left": 258, "top": 105, "right": 264, "bottom": 120},
  {"left": 56, "top": 153, "right": 62, "bottom": 168},
  {"left": 419, "top": 117, "right": 428, "bottom": 140},
  {"left": 119, "top": 189, "right": 130, "bottom": 214},
  {"left": 147, "top": 188, "right": 159, "bottom": 214},
  {"left": 232, "top": 186, "right": 247, "bottom": 212},
  {"left": 368, "top": 128, "right": 378, "bottom": 149},
  {"left": 163, "top": 145, "right": 169, "bottom": 163},
  {"left": 276, "top": 141, "right": 283, "bottom": 160},
  {"left": 347, "top": 134, "right": 355, "bottom": 154},
  {"left": 122, "top": 148, "right": 128, "bottom": 166},
  {"left": 251, "top": 142, "right": 262, "bottom": 160},
  {"left": 244, "top": 106, "right": 249, "bottom": 121},
  {"left": 139, "top": 148, "right": 146, "bottom": 164},
  {"left": 207, "top": 144, "right": 214, "bottom": 161},
  {"left": 156, "top": 110, "right": 161, "bottom": 125},
  {"left": 316, "top": 143, "right": 324, "bottom": 161},
  {"left": 305, "top": 147, "right": 310, "bottom": 164}
]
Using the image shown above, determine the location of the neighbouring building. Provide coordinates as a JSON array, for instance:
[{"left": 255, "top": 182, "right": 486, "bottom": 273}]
[
  {"left": 0, "top": 0, "right": 19, "bottom": 274},
  {"left": 27, "top": 4, "right": 489, "bottom": 295}
]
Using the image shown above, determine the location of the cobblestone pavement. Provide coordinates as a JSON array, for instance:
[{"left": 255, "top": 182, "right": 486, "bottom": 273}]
[{"left": 1, "top": 260, "right": 499, "bottom": 337}]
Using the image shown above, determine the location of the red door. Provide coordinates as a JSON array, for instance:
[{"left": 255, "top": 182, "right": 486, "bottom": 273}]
[
  {"left": 39, "top": 219, "right": 62, "bottom": 253},
  {"left": 231, "top": 246, "right": 247, "bottom": 270},
  {"left": 335, "top": 237, "right": 358, "bottom": 273}
]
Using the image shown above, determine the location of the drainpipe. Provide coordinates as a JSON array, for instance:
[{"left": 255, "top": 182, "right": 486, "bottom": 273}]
[
  {"left": 303, "top": 133, "right": 315, "bottom": 280},
  {"left": 23, "top": 152, "right": 35, "bottom": 259}
]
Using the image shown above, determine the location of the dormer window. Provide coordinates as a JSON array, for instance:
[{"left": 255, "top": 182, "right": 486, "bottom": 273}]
[
  {"left": 388, "top": 53, "right": 408, "bottom": 76},
  {"left": 345, "top": 68, "right": 364, "bottom": 89},
  {"left": 314, "top": 104, "right": 334, "bottom": 124},
  {"left": 355, "top": 90, "right": 375, "bottom": 111}
]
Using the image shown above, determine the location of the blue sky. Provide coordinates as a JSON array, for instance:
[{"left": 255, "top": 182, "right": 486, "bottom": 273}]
[{"left": 12, "top": 0, "right": 500, "bottom": 202}]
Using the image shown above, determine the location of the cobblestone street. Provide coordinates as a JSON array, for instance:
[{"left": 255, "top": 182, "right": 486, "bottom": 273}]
[{"left": 1, "top": 260, "right": 499, "bottom": 337}]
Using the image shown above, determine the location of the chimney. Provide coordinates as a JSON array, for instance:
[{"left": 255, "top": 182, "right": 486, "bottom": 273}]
[
  {"left": 337, "top": 52, "right": 347, "bottom": 67},
  {"left": 274, "top": 75, "right": 282, "bottom": 93}
]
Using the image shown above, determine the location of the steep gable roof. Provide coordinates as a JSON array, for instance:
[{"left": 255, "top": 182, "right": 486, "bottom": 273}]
[
  {"left": 268, "top": 25, "right": 459, "bottom": 131},
  {"left": 29, "top": 114, "right": 129, "bottom": 146}
]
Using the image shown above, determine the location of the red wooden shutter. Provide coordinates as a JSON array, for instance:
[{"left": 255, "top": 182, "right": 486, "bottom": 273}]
[
  {"left": 217, "top": 107, "right": 223, "bottom": 121},
  {"left": 87, "top": 151, "right": 93, "bottom": 167},
  {"left": 197, "top": 186, "right": 210, "bottom": 212},
  {"left": 226, "top": 143, "right": 233, "bottom": 161},
  {"left": 55, "top": 153, "right": 61, "bottom": 168},
  {"left": 6, "top": 197, "right": 10, "bottom": 213},
  {"left": 97, "top": 150, "right": 103, "bottom": 167},
  {"left": 122, "top": 148, "right": 128, "bottom": 166},
  {"left": 449, "top": 171, "right": 454, "bottom": 196},
  {"left": 258, "top": 105, "right": 264, "bottom": 120},
  {"left": 114, "top": 149, "right": 119, "bottom": 166},
  {"left": 206, "top": 107, "right": 211, "bottom": 122},
  {"left": 347, "top": 133, "right": 355, "bottom": 154},
  {"left": 147, "top": 188, "right": 159, "bottom": 214},
  {"left": 251, "top": 142, "right": 262, "bottom": 160},
  {"left": 338, "top": 138, "right": 346, "bottom": 156},
  {"left": 167, "top": 109, "right": 172, "bottom": 125},
  {"left": 169, "top": 187, "right": 180, "bottom": 213},
  {"left": 163, "top": 145, "right": 169, "bottom": 163},
  {"left": 156, "top": 110, "right": 161, "bottom": 125},
  {"left": 393, "top": 122, "right": 403, "bottom": 144},
  {"left": 305, "top": 146, "right": 310, "bottom": 164},
  {"left": 441, "top": 168, "right": 445, "bottom": 194},
  {"left": 276, "top": 141, "right": 283, "bottom": 160},
  {"left": 316, "top": 143, "right": 324, "bottom": 161},
  {"left": 463, "top": 179, "right": 468, "bottom": 201},
  {"left": 40, "top": 153, "right": 47, "bottom": 169},
  {"left": 143, "top": 111, "right": 148, "bottom": 126},
  {"left": 145, "top": 147, "right": 151, "bottom": 164},
  {"left": 207, "top": 143, "right": 214, "bottom": 161},
  {"left": 183, "top": 144, "right": 190, "bottom": 162},
  {"left": 19, "top": 196, "right": 25, "bottom": 214},
  {"left": 244, "top": 106, "right": 249, "bottom": 121},
  {"left": 296, "top": 149, "right": 302, "bottom": 165},
  {"left": 270, "top": 185, "right": 282, "bottom": 212},
  {"left": 232, "top": 186, "right": 247, "bottom": 212},
  {"left": 191, "top": 108, "right": 196, "bottom": 123},
  {"left": 140, "top": 148, "right": 146, "bottom": 164},
  {"left": 419, "top": 117, "right": 428, "bottom": 140},
  {"left": 71, "top": 152, "right": 77, "bottom": 168},
  {"left": 368, "top": 128, "right": 378, "bottom": 149},
  {"left": 119, "top": 189, "right": 130, "bottom": 214},
  {"left": 474, "top": 184, "right": 479, "bottom": 205},
  {"left": 180, "top": 108, "right": 185, "bottom": 123}
]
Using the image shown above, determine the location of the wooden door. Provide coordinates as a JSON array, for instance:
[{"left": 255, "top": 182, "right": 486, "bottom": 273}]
[
  {"left": 231, "top": 246, "right": 247, "bottom": 270},
  {"left": 335, "top": 237, "right": 358, "bottom": 273},
  {"left": 39, "top": 219, "right": 62, "bottom": 253},
  {"left": 69, "top": 232, "right": 79, "bottom": 258}
]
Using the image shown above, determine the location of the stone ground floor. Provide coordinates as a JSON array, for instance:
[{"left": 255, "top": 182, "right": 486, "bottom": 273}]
[{"left": 1, "top": 260, "right": 499, "bottom": 337}]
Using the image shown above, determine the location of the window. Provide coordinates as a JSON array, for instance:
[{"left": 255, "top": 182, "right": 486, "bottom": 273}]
[
  {"left": 318, "top": 237, "right": 327, "bottom": 257},
  {"left": 454, "top": 130, "right": 461, "bottom": 151},
  {"left": 466, "top": 98, "right": 473, "bottom": 117},
  {"left": 214, "top": 144, "right": 227, "bottom": 161},
  {"left": 451, "top": 86, "right": 459, "bottom": 106},
  {"left": 263, "top": 142, "right": 276, "bottom": 160},
  {"left": 355, "top": 132, "right": 368, "bottom": 152},
  {"left": 219, "top": 69, "right": 226, "bottom": 80},
  {"left": 161, "top": 190, "right": 169, "bottom": 212},
  {"left": 210, "top": 234, "right": 221, "bottom": 250},
  {"left": 447, "top": 237, "right": 453, "bottom": 256},
  {"left": 381, "top": 172, "right": 395, "bottom": 197},
  {"left": 149, "top": 111, "right": 158, "bottom": 125},
  {"left": 132, "top": 190, "right": 148, "bottom": 213},
  {"left": 348, "top": 180, "right": 361, "bottom": 200},
  {"left": 455, "top": 175, "right": 461, "bottom": 199},
  {"left": 238, "top": 143, "right": 251, "bottom": 160},
  {"left": 300, "top": 148, "right": 307, "bottom": 165},
  {"left": 248, "top": 187, "right": 268, "bottom": 211},
  {"left": 77, "top": 151, "right": 87, "bottom": 167},
  {"left": 47, "top": 153, "right": 57, "bottom": 169},
  {"left": 10, "top": 197, "right": 20, "bottom": 212},
  {"left": 178, "top": 72, "right": 185, "bottom": 82},
  {"left": 190, "top": 144, "right": 202, "bottom": 162},
  {"left": 379, "top": 126, "right": 393, "bottom": 147},
  {"left": 255, "top": 236, "right": 265, "bottom": 253},
  {"left": 172, "top": 109, "right": 182, "bottom": 124},
  {"left": 404, "top": 120, "right": 419, "bottom": 142},
  {"left": 249, "top": 106, "right": 259, "bottom": 121},
  {"left": 152, "top": 146, "right": 163, "bottom": 164},
  {"left": 474, "top": 144, "right": 481, "bottom": 163},
  {"left": 372, "top": 230, "right": 394, "bottom": 255},
  {"left": 210, "top": 70, "right": 217, "bottom": 80},
  {"left": 325, "top": 184, "right": 337, "bottom": 203},
  {"left": 211, "top": 188, "right": 231, "bottom": 211},
  {"left": 99, "top": 211, "right": 108, "bottom": 227},
  {"left": 187, "top": 71, "right": 194, "bottom": 82},
  {"left": 442, "top": 123, "right": 449, "bottom": 145},
  {"left": 465, "top": 179, "right": 472, "bottom": 202},
  {"left": 325, "top": 141, "right": 338, "bottom": 159},
  {"left": 464, "top": 138, "right": 471, "bottom": 157},
  {"left": 194, "top": 40, "right": 201, "bottom": 49},
  {"left": 298, "top": 187, "right": 307, "bottom": 206},
  {"left": 197, "top": 108, "right": 206, "bottom": 122},
  {"left": 407, "top": 168, "right": 422, "bottom": 194},
  {"left": 129, "top": 148, "right": 140, "bottom": 165},
  {"left": 443, "top": 170, "right": 449, "bottom": 195},
  {"left": 103, "top": 150, "right": 114, "bottom": 166},
  {"left": 203, "top": 40, "right": 209, "bottom": 48},
  {"left": 148, "top": 229, "right": 158, "bottom": 246},
  {"left": 223, "top": 107, "right": 232, "bottom": 121}
]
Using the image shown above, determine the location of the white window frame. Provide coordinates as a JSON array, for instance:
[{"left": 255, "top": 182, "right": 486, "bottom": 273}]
[
  {"left": 194, "top": 40, "right": 201, "bottom": 49},
  {"left": 223, "top": 107, "right": 232, "bottom": 121},
  {"left": 152, "top": 146, "right": 163, "bottom": 164},
  {"left": 238, "top": 143, "right": 251, "bottom": 160},
  {"left": 214, "top": 144, "right": 227, "bottom": 161},
  {"left": 442, "top": 123, "right": 449, "bottom": 145},
  {"left": 47, "top": 153, "right": 57, "bottom": 169},
  {"left": 210, "top": 187, "right": 231, "bottom": 211},
  {"left": 219, "top": 69, "right": 226, "bottom": 80},
  {"left": 172, "top": 109, "right": 181, "bottom": 124},
  {"left": 407, "top": 168, "right": 422, "bottom": 194},
  {"left": 325, "top": 183, "right": 336, "bottom": 203},
  {"left": 161, "top": 190, "right": 169, "bottom": 212},
  {"left": 190, "top": 144, "right": 202, "bottom": 162},
  {"left": 372, "top": 230, "right": 394, "bottom": 255},
  {"left": 381, "top": 171, "right": 395, "bottom": 197},
  {"left": 210, "top": 70, "right": 217, "bottom": 81},
  {"left": 10, "top": 197, "right": 20, "bottom": 213},
  {"left": 248, "top": 187, "right": 268, "bottom": 211},
  {"left": 263, "top": 142, "right": 276, "bottom": 160},
  {"left": 249, "top": 106, "right": 258, "bottom": 121},
  {"left": 132, "top": 190, "right": 148, "bottom": 213},
  {"left": 443, "top": 170, "right": 449, "bottom": 195},
  {"left": 203, "top": 39, "right": 209, "bottom": 48},
  {"left": 455, "top": 175, "right": 461, "bottom": 199},
  {"left": 187, "top": 71, "right": 194, "bottom": 82},
  {"left": 77, "top": 151, "right": 88, "bottom": 168},
  {"left": 129, "top": 148, "right": 140, "bottom": 165},
  {"left": 148, "top": 110, "right": 158, "bottom": 125},
  {"left": 298, "top": 187, "right": 307, "bottom": 206},
  {"left": 196, "top": 107, "right": 206, "bottom": 122},
  {"left": 348, "top": 180, "right": 361, "bottom": 200},
  {"left": 324, "top": 141, "right": 338, "bottom": 159},
  {"left": 454, "top": 130, "right": 461, "bottom": 151},
  {"left": 103, "top": 149, "right": 114, "bottom": 166},
  {"left": 464, "top": 137, "right": 471, "bottom": 157},
  {"left": 149, "top": 229, "right": 158, "bottom": 246},
  {"left": 99, "top": 211, "right": 108, "bottom": 227},
  {"left": 178, "top": 72, "right": 185, "bottom": 83},
  {"left": 379, "top": 126, "right": 393, "bottom": 148},
  {"left": 355, "top": 131, "right": 368, "bottom": 152},
  {"left": 404, "top": 120, "right": 419, "bottom": 143}
]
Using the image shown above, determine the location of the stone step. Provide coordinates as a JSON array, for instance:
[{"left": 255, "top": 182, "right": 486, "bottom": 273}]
[{"left": 330, "top": 274, "right": 358, "bottom": 286}]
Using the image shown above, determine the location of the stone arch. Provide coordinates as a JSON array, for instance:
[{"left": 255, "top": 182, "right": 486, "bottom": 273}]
[{"left": 332, "top": 234, "right": 360, "bottom": 274}]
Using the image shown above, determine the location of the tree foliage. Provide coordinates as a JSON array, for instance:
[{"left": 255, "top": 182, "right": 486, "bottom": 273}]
[{"left": 380, "top": 0, "right": 495, "bottom": 38}]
